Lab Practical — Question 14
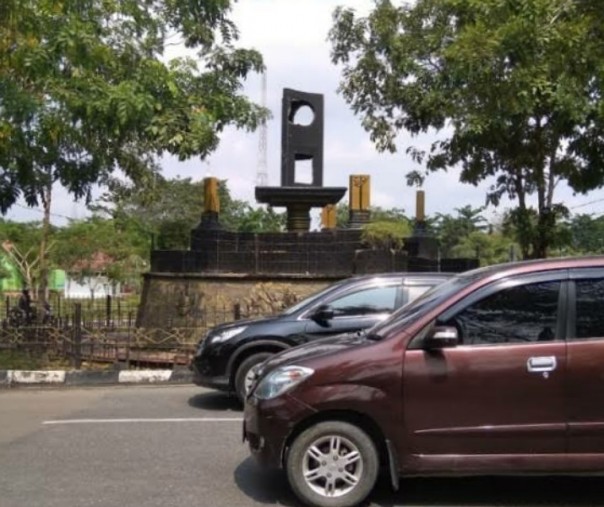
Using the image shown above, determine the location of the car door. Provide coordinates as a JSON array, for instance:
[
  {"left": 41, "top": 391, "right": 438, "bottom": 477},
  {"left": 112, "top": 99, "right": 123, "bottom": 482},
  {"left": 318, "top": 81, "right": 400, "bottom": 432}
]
[
  {"left": 303, "top": 282, "right": 400, "bottom": 338},
  {"left": 566, "top": 268, "right": 604, "bottom": 456},
  {"left": 403, "top": 272, "right": 567, "bottom": 468}
]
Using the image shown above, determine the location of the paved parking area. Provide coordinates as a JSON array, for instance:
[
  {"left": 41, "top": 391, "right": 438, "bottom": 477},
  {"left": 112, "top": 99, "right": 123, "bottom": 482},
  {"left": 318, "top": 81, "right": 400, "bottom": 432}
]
[{"left": 0, "top": 385, "right": 602, "bottom": 507}]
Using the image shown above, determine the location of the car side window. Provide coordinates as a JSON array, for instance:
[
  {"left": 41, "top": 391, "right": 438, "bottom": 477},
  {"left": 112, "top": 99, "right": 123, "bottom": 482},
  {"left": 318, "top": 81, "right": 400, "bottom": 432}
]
[
  {"left": 328, "top": 286, "right": 398, "bottom": 317},
  {"left": 444, "top": 281, "right": 561, "bottom": 346},
  {"left": 405, "top": 284, "right": 436, "bottom": 304},
  {"left": 574, "top": 278, "right": 604, "bottom": 340}
]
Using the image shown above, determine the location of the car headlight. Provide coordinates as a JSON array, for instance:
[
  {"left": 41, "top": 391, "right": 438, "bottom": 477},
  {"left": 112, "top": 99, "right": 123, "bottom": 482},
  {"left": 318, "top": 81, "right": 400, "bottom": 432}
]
[
  {"left": 254, "top": 365, "right": 314, "bottom": 400},
  {"left": 210, "top": 326, "right": 247, "bottom": 344}
]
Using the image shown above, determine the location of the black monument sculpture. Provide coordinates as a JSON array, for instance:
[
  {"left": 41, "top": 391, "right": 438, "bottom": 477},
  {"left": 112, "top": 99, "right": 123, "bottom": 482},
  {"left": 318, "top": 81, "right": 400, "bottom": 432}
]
[
  {"left": 137, "top": 88, "right": 478, "bottom": 328},
  {"left": 255, "top": 89, "right": 346, "bottom": 232}
]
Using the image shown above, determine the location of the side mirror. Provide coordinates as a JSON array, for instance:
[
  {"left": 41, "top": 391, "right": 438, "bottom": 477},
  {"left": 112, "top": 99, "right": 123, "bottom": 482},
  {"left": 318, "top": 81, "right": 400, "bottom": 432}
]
[
  {"left": 310, "top": 305, "right": 335, "bottom": 322},
  {"left": 424, "top": 326, "right": 459, "bottom": 349}
]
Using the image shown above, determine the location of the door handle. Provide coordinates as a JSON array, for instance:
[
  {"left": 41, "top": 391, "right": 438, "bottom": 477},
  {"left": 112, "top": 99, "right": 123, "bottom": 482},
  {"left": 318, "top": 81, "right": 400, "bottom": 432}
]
[{"left": 527, "top": 356, "right": 557, "bottom": 373}]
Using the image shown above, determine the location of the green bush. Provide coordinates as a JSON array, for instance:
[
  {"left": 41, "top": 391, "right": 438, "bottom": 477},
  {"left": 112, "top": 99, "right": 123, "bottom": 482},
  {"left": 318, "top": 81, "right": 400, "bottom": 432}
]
[{"left": 361, "top": 221, "right": 412, "bottom": 250}]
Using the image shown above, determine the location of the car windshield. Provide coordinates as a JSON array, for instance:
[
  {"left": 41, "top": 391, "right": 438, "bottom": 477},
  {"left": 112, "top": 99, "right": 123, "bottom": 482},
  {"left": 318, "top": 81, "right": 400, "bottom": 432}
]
[
  {"left": 369, "top": 268, "right": 488, "bottom": 339},
  {"left": 279, "top": 279, "right": 349, "bottom": 316}
]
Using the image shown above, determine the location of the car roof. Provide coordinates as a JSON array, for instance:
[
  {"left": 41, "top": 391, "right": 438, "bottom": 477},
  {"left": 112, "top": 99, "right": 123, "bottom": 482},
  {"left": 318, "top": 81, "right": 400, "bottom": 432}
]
[
  {"left": 458, "top": 255, "right": 604, "bottom": 285},
  {"left": 346, "top": 257, "right": 604, "bottom": 291},
  {"left": 346, "top": 272, "right": 453, "bottom": 283}
]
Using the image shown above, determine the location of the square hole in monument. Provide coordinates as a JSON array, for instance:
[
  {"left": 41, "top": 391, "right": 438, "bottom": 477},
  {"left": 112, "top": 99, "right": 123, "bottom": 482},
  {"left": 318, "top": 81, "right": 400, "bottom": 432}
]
[{"left": 294, "top": 158, "right": 313, "bottom": 185}]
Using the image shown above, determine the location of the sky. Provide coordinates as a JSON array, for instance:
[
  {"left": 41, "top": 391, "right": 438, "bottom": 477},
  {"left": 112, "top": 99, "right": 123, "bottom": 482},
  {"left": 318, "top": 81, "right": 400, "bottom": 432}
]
[{"left": 6, "top": 0, "right": 604, "bottom": 226}]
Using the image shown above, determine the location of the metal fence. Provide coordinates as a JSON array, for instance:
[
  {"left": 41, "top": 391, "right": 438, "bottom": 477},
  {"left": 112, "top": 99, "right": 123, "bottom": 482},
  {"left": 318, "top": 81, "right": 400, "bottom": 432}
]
[
  {"left": 0, "top": 299, "right": 266, "bottom": 370},
  {"left": 3, "top": 294, "right": 141, "bottom": 328}
]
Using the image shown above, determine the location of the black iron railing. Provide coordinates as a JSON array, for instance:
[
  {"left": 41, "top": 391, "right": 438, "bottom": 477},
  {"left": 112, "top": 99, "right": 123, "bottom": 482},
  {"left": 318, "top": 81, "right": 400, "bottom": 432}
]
[{"left": 0, "top": 300, "right": 267, "bottom": 370}]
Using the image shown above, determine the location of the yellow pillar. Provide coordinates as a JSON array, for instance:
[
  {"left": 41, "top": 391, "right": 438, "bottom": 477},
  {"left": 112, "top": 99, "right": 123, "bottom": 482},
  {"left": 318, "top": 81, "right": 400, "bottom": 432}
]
[
  {"left": 415, "top": 190, "right": 425, "bottom": 222},
  {"left": 321, "top": 205, "right": 336, "bottom": 229},
  {"left": 203, "top": 177, "right": 220, "bottom": 214},
  {"left": 349, "top": 175, "right": 370, "bottom": 211}
]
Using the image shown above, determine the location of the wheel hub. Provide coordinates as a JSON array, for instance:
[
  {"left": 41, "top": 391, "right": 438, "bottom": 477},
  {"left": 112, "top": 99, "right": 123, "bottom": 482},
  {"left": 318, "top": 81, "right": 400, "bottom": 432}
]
[{"left": 302, "top": 435, "right": 363, "bottom": 498}]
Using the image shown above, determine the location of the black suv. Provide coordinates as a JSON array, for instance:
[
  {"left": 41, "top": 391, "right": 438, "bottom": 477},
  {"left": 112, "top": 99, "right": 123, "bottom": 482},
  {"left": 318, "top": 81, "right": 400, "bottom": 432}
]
[{"left": 190, "top": 272, "right": 450, "bottom": 401}]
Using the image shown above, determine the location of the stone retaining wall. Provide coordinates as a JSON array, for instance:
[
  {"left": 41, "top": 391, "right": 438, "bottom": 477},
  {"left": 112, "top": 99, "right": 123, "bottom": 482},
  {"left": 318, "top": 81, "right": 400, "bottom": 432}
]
[{"left": 136, "top": 273, "right": 338, "bottom": 328}]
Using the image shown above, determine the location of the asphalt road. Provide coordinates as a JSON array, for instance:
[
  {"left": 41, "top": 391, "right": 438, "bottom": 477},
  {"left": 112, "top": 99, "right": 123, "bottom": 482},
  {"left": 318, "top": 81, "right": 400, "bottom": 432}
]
[{"left": 0, "top": 385, "right": 602, "bottom": 507}]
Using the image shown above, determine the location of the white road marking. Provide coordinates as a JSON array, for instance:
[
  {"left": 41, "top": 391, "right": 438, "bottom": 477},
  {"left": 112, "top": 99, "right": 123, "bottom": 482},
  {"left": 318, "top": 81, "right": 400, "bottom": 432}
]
[{"left": 43, "top": 417, "right": 243, "bottom": 425}]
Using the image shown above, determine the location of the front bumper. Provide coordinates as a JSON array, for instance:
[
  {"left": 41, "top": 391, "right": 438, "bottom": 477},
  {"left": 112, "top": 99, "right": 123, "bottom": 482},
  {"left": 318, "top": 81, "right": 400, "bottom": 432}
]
[
  {"left": 243, "top": 393, "right": 316, "bottom": 469},
  {"left": 190, "top": 361, "right": 230, "bottom": 392}
]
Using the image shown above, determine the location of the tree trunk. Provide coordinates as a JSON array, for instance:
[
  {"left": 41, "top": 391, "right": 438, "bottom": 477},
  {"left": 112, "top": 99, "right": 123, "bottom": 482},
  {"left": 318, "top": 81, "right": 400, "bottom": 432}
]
[
  {"left": 532, "top": 211, "right": 550, "bottom": 259},
  {"left": 513, "top": 169, "right": 531, "bottom": 259},
  {"left": 531, "top": 141, "right": 560, "bottom": 259},
  {"left": 38, "top": 180, "right": 52, "bottom": 314}
]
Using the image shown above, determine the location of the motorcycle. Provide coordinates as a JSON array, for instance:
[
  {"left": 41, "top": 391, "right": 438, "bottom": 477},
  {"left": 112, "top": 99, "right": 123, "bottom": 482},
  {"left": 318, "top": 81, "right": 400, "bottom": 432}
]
[{"left": 6, "top": 302, "right": 54, "bottom": 327}]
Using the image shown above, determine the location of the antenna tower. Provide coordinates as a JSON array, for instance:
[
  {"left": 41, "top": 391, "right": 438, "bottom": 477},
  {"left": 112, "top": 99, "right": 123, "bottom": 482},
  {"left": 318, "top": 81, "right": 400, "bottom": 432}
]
[{"left": 256, "top": 71, "right": 269, "bottom": 187}]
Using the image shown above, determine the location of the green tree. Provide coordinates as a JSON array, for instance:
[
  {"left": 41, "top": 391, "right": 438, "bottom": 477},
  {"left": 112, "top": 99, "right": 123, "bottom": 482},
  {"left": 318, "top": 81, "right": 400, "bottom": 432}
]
[
  {"left": 52, "top": 217, "right": 149, "bottom": 292},
  {"left": 434, "top": 206, "right": 488, "bottom": 257},
  {"left": 224, "top": 204, "right": 285, "bottom": 233},
  {"left": 335, "top": 203, "right": 349, "bottom": 228},
  {"left": 330, "top": 0, "right": 604, "bottom": 259},
  {"left": 1, "top": 0, "right": 266, "bottom": 298},
  {"left": 93, "top": 176, "right": 285, "bottom": 249},
  {"left": 335, "top": 203, "right": 411, "bottom": 228},
  {"left": 568, "top": 214, "right": 604, "bottom": 254},
  {"left": 501, "top": 205, "right": 571, "bottom": 257},
  {"left": 451, "top": 231, "right": 517, "bottom": 266},
  {"left": 361, "top": 220, "right": 412, "bottom": 250},
  {"left": 93, "top": 175, "right": 206, "bottom": 250}
]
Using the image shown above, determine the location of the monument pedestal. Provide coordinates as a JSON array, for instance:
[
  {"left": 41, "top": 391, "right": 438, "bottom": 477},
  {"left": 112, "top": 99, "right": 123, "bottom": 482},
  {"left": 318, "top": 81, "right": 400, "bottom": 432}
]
[
  {"left": 348, "top": 209, "right": 371, "bottom": 229},
  {"left": 195, "top": 211, "right": 221, "bottom": 231},
  {"left": 404, "top": 222, "right": 439, "bottom": 260},
  {"left": 256, "top": 186, "right": 346, "bottom": 233}
]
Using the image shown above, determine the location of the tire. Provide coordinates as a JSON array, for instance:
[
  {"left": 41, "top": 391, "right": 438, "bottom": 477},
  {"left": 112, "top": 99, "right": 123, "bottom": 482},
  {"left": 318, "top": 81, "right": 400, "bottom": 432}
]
[
  {"left": 234, "top": 352, "right": 273, "bottom": 402},
  {"left": 286, "top": 421, "right": 379, "bottom": 507}
]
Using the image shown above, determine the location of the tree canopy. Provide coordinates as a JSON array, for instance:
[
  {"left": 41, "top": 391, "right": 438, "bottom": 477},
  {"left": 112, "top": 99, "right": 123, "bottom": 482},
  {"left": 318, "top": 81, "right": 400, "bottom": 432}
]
[
  {"left": 330, "top": 0, "right": 604, "bottom": 258},
  {"left": 52, "top": 216, "right": 149, "bottom": 291},
  {"left": 0, "top": 0, "right": 266, "bottom": 212},
  {"left": 92, "top": 175, "right": 285, "bottom": 249},
  {"left": 434, "top": 205, "right": 488, "bottom": 257},
  {"left": 567, "top": 213, "right": 604, "bottom": 253},
  {"left": 1, "top": 0, "right": 266, "bottom": 299}
]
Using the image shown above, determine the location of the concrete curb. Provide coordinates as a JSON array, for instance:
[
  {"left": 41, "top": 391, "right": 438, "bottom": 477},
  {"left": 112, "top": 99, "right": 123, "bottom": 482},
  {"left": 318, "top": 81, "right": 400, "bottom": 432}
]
[{"left": 0, "top": 368, "right": 193, "bottom": 388}]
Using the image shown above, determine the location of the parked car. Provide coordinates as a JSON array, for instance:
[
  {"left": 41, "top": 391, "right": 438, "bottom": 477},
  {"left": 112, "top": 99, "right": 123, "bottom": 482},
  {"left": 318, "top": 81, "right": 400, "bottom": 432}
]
[
  {"left": 244, "top": 256, "right": 604, "bottom": 507},
  {"left": 191, "top": 272, "right": 451, "bottom": 401}
]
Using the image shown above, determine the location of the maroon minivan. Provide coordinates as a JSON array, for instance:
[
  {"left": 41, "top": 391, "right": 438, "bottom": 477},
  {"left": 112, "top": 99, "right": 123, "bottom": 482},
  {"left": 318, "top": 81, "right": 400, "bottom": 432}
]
[{"left": 243, "top": 257, "right": 604, "bottom": 507}]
